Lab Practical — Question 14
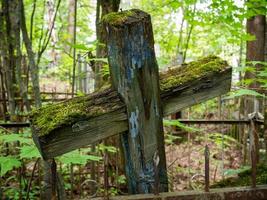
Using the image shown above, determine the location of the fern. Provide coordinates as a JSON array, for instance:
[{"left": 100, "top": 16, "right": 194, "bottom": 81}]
[{"left": 0, "top": 156, "right": 21, "bottom": 176}]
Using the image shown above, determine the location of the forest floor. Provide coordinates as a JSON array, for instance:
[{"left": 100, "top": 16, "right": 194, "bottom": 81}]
[{"left": 165, "top": 125, "right": 243, "bottom": 191}]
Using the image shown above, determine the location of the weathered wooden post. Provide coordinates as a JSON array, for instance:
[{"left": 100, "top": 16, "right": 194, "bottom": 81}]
[{"left": 103, "top": 9, "right": 168, "bottom": 194}]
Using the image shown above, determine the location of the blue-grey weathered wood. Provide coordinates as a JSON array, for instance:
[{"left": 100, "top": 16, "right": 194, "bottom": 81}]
[{"left": 104, "top": 9, "right": 168, "bottom": 194}]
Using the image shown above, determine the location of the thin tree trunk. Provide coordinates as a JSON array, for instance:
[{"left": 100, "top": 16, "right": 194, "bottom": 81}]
[
  {"left": 176, "top": 7, "right": 184, "bottom": 55},
  {"left": 2, "top": 0, "right": 16, "bottom": 120},
  {"left": 20, "top": 0, "right": 42, "bottom": 108},
  {"left": 183, "top": 1, "right": 197, "bottom": 63},
  {"left": 71, "top": 0, "right": 77, "bottom": 97},
  {"left": 30, "top": 0, "right": 37, "bottom": 41},
  {"left": 95, "top": 0, "right": 120, "bottom": 89},
  {"left": 264, "top": 18, "right": 267, "bottom": 163},
  {"left": 15, "top": 0, "right": 31, "bottom": 112},
  {"left": 47, "top": 0, "right": 58, "bottom": 68},
  {"left": 0, "top": 5, "right": 8, "bottom": 122},
  {"left": 67, "top": 0, "right": 75, "bottom": 53}
]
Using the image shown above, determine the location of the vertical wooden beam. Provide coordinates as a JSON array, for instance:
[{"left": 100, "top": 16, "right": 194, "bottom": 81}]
[
  {"left": 104, "top": 9, "right": 168, "bottom": 194},
  {"left": 41, "top": 159, "right": 57, "bottom": 200},
  {"left": 204, "top": 145, "right": 210, "bottom": 192}
]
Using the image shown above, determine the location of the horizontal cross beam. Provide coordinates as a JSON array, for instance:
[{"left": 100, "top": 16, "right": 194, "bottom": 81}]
[
  {"left": 31, "top": 57, "right": 232, "bottom": 159},
  {"left": 92, "top": 185, "right": 267, "bottom": 200}
]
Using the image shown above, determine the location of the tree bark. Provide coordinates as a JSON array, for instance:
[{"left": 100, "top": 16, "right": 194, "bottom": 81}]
[
  {"left": 2, "top": 0, "right": 17, "bottom": 121},
  {"left": 95, "top": 0, "right": 120, "bottom": 89},
  {"left": 0, "top": 8, "right": 8, "bottom": 121},
  {"left": 264, "top": 18, "right": 267, "bottom": 163},
  {"left": 71, "top": 0, "right": 77, "bottom": 97},
  {"left": 245, "top": 4, "right": 266, "bottom": 164},
  {"left": 15, "top": 0, "right": 31, "bottom": 112},
  {"left": 67, "top": 0, "right": 75, "bottom": 54},
  {"left": 20, "top": 0, "right": 42, "bottom": 108},
  {"left": 245, "top": 15, "right": 266, "bottom": 114}
]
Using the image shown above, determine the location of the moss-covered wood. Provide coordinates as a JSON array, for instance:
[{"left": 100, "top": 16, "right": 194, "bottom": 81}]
[
  {"left": 31, "top": 56, "right": 229, "bottom": 137},
  {"left": 30, "top": 56, "right": 231, "bottom": 159},
  {"left": 30, "top": 88, "right": 124, "bottom": 137},
  {"left": 159, "top": 55, "right": 228, "bottom": 91}
]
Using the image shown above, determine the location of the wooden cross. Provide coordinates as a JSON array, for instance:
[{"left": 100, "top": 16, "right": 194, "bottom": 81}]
[{"left": 31, "top": 9, "right": 232, "bottom": 195}]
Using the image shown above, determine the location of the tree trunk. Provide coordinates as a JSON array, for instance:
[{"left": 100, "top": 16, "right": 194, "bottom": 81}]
[
  {"left": 20, "top": 0, "right": 42, "bottom": 108},
  {"left": 2, "top": 0, "right": 18, "bottom": 121},
  {"left": 245, "top": 4, "right": 266, "bottom": 163},
  {"left": 15, "top": 0, "right": 31, "bottom": 112},
  {"left": 264, "top": 18, "right": 267, "bottom": 163},
  {"left": 67, "top": 0, "right": 75, "bottom": 54},
  {"left": 95, "top": 0, "right": 120, "bottom": 89},
  {"left": 0, "top": 9, "right": 8, "bottom": 121},
  {"left": 245, "top": 14, "right": 266, "bottom": 114},
  {"left": 46, "top": 0, "right": 58, "bottom": 69},
  {"left": 71, "top": 0, "right": 77, "bottom": 97}
]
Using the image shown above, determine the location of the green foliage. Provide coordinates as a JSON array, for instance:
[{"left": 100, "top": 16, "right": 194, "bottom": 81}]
[
  {"left": 164, "top": 119, "right": 203, "bottom": 133},
  {"left": 19, "top": 145, "right": 41, "bottom": 159},
  {"left": 224, "top": 89, "right": 266, "bottom": 100},
  {"left": 165, "top": 134, "right": 182, "bottom": 144},
  {"left": 0, "top": 133, "right": 32, "bottom": 144},
  {"left": 0, "top": 130, "right": 40, "bottom": 177},
  {"left": 65, "top": 42, "right": 96, "bottom": 52},
  {"left": 0, "top": 156, "right": 21, "bottom": 176},
  {"left": 212, "top": 164, "right": 267, "bottom": 188},
  {"left": 116, "top": 175, "right": 126, "bottom": 184},
  {"left": 57, "top": 149, "right": 102, "bottom": 165},
  {"left": 223, "top": 166, "right": 250, "bottom": 177},
  {"left": 97, "top": 143, "right": 117, "bottom": 153}
]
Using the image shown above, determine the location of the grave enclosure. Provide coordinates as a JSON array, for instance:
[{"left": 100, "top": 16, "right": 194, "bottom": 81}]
[{"left": 30, "top": 9, "right": 267, "bottom": 199}]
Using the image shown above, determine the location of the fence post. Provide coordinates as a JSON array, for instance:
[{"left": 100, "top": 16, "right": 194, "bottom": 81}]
[
  {"left": 204, "top": 145, "right": 210, "bottom": 192},
  {"left": 41, "top": 159, "right": 57, "bottom": 200},
  {"left": 248, "top": 112, "right": 260, "bottom": 188},
  {"left": 104, "top": 9, "right": 168, "bottom": 194}
]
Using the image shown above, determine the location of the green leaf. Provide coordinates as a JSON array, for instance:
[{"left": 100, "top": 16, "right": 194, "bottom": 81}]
[
  {"left": 165, "top": 134, "right": 181, "bottom": 144},
  {"left": 20, "top": 145, "right": 41, "bottom": 159},
  {"left": 65, "top": 42, "right": 90, "bottom": 51},
  {"left": 163, "top": 120, "right": 203, "bottom": 133},
  {"left": 224, "top": 166, "right": 250, "bottom": 177},
  {"left": 224, "top": 89, "right": 265, "bottom": 100},
  {"left": 58, "top": 150, "right": 102, "bottom": 165},
  {"left": 0, "top": 156, "right": 21, "bottom": 176},
  {"left": 97, "top": 144, "right": 117, "bottom": 153},
  {"left": 169, "top": 1, "right": 181, "bottom": 9},
  {"left": 0, "top": 134, "right": 32, "bottom": 144}
]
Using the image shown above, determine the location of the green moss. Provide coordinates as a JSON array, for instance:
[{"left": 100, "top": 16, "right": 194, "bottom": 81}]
[
  {"left": 30, "top": 89, "right": 120, "bottom": 137},
  {"left": 211, "top": 164, "right": 267, "bottom": 188},
  {"left": 102, "top": 9, "right": 139, "bottom": 26},
  {"left": 31, "top": 56, "right": 228, "bottom": 138},
  {"left": 160, "top": 55, "right": 229, "bottom": 91}
]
